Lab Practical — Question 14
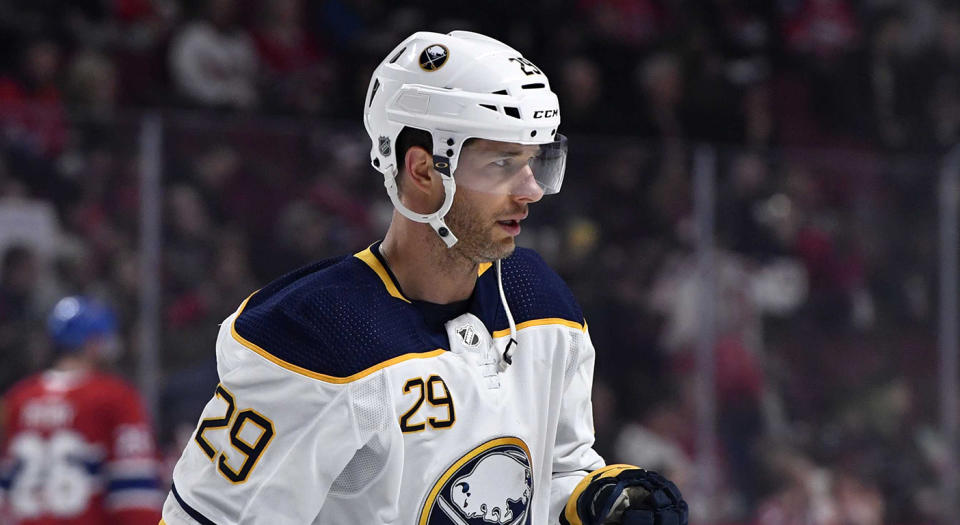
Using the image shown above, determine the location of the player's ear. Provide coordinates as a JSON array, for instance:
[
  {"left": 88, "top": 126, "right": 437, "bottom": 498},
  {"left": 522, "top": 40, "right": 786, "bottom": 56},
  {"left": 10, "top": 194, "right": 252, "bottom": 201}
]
[
  {"left": 402, "top": 145, "right": 436, "bottom": 194},
  {"left": 399, "top": 146, "right": 444, "bottom": 214}
]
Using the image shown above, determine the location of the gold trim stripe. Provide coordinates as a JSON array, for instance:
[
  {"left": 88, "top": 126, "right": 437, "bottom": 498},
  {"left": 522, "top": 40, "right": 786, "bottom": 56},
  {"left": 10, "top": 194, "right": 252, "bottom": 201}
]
[
  {"left": 354, "top": 246, "right": 411, "bottom": 303},
  {"left": 562, "top": 464, "right": 640, "bottom": 525},
  {"left": 492, "top": 318, "right": 585, "bottom": 338},
  {"left": 354, "top": 246, "right": 491, "bottom": 300},
  {"left": 419, "top": 437, "right": 532, "bottom": 525},
  {"left": 478, "top": 262, "right": 493, "bottom": 276},
  {"left": 230, "top": 294, "right": 445, "bottom": 383}
]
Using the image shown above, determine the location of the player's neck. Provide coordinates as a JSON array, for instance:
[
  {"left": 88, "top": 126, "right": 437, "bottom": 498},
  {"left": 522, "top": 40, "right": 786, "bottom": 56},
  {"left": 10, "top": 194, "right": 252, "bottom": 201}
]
[
  {"left": 51, "top": 355, "right": 96, "bottom": 373},
  {"left": 381, "top": 219, "right": 478, "bottom": 304}
]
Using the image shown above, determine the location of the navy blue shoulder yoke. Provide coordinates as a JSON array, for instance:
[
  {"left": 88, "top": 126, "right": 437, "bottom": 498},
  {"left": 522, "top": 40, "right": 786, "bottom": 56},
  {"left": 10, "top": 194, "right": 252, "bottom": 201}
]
[
  {"left": 230, "top": 245, "right": 584, "bottom": 380},
  {"left": 470, "top": 247, "right": 584, "bottom": 334},
  {"left": 232, "top": 250, "right": 446, "bottom": 381}
]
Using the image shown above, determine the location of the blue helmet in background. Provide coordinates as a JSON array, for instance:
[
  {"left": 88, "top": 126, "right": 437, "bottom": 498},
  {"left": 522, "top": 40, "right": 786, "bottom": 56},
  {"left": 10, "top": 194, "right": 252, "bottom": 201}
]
[{"left": 47, "top": 296, "right": 118, "bottom": 352}]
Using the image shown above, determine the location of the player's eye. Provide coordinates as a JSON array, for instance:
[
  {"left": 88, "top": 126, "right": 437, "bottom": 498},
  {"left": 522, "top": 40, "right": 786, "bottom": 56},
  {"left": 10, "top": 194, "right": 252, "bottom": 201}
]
[{"left": 492, "top": 159, "right": 512, "bottom": 168}]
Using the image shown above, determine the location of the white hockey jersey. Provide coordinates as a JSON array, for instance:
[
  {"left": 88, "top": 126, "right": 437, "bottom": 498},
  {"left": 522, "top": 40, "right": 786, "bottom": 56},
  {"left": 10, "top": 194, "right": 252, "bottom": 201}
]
[{"left": 162, "top": 243, "right": 605, "bottom": 524}]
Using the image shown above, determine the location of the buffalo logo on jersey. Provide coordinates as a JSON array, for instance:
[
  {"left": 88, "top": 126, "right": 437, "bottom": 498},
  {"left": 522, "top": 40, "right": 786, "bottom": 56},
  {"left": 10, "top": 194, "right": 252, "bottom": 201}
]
[
  {"left": 419, "top": 44, "right": 449, "bottom": 71},
  {"left": 420, "top": 437, "right": 533, "bottom": 525}
]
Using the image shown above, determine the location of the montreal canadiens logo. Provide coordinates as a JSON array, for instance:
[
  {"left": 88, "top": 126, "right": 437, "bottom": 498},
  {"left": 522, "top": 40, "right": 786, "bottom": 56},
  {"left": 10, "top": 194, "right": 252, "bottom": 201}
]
[
  {"left": 420, "top": 437, "right": 533, "bottom": 525},
  {"left": 419, "top": 44, "right": 449, "bottom": 71}
]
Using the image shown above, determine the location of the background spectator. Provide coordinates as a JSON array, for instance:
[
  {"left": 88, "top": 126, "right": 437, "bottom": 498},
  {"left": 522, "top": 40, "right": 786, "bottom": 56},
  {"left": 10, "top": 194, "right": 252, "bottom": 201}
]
[{"left": 168, "top": 0, "right": 259, "bottom": 109}]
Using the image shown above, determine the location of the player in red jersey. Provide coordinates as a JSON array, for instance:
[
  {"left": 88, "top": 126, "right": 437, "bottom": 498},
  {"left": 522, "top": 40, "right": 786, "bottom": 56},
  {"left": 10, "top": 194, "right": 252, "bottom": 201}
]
[{"left": 0, "top": 296, "right": 163, "bottom": 524}]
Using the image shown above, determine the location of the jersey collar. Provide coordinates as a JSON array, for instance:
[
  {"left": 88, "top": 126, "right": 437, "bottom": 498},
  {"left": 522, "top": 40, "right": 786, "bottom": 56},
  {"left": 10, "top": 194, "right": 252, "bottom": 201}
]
[
  {"left": 354, "top": 241, "right": 411, "bottom": 303},
  {"left": 353, "top": 241, "right": 494, "bottom": 304}
]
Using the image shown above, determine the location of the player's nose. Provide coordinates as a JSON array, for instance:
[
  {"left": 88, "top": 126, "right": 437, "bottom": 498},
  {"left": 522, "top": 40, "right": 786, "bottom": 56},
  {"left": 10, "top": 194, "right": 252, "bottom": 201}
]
[{"left": 512, "top": 165, "right": 544, "bottom": 203}]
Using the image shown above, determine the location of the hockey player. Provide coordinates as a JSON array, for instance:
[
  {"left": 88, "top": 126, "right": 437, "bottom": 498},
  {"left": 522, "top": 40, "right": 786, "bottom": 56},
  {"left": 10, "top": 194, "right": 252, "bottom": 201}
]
[
  {"left": 0, "top": 296, "right": 164, "bottom": 524},
  {"left": 162, "top": 30, "right": 688, "bottom": 524}
]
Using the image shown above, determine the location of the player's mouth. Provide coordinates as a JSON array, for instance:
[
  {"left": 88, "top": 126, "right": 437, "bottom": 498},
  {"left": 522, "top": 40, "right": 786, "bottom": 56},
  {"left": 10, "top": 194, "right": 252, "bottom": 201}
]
[
  {"left": 497, "top": 219, "right": 521, "bottom": 236},
  {"left": 497, "top": 213, "right": 526, "bottom": 236}
]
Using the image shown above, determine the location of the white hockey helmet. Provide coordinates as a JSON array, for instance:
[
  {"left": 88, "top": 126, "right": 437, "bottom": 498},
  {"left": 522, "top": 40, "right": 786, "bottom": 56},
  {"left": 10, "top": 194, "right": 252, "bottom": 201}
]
[{"left": 363, "top": 30, "right": 567, "bottom": 247}]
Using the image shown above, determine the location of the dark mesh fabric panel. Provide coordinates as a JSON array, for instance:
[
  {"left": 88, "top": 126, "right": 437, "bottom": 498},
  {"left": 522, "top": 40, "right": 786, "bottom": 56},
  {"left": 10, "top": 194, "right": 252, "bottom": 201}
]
[
  {"left": 478, "top": 248, "right": 583, "bottom": 331},
  {"left": 233, "top": 247, "right": 581, "bottom": 378},
  {"left": 235, "top": 256, "right": 449, "bottom": 378}
]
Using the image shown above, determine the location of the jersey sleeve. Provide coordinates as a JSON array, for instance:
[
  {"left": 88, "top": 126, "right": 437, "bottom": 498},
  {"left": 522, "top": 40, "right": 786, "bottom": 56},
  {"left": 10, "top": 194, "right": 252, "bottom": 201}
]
[
  {"left": 104, "top": 380, "right": 164, "bottom": 524},
  {"left": 0, "top": 383, "right": 28, "bottom": 517},
  {"left": 549, "top": 326, "right": 605, "bottom": 523},
  {"left": 162, "top": 310, "right": 369, "bottom": 524}
]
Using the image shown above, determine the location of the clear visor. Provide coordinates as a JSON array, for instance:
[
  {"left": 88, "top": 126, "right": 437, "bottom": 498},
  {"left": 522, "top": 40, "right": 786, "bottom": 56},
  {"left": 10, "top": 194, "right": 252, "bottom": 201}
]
[{"left": 453, "top": 134, "right": 567, "bottom": 196}]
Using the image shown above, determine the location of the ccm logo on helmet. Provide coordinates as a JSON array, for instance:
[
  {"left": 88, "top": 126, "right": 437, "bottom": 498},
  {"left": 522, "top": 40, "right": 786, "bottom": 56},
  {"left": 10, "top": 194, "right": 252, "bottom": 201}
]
[{"left": 533, "top": 109, "right": 558, "bottom": 119}]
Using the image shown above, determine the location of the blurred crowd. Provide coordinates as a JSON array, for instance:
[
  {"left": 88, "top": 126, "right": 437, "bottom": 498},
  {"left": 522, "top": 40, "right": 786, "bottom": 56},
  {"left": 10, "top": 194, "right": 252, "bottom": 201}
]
[{"left": 1, "top": 0, "right": 958, "bottom": 523}]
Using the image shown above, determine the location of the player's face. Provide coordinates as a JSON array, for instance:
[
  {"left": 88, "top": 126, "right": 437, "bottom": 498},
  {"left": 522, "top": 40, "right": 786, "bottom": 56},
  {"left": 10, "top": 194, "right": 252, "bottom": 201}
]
[
  {"left": 86, "top": 335, "right": 121, "bottom": 365},
  {"left": 446, "top": 139, "right": 545, "bottom": 263}
]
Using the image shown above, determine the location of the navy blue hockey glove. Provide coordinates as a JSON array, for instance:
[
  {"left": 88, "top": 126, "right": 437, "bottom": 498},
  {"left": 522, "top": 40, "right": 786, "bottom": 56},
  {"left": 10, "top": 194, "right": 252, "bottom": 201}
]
[{"left": 560, "top": 465, "right": 688, "bottom": 525}]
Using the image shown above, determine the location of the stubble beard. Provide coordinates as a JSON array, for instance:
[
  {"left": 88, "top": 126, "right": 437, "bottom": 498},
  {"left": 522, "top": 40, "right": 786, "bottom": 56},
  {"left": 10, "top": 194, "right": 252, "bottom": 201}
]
[{"left": 442, "top": 192, "right": 517, "bottom": 265}]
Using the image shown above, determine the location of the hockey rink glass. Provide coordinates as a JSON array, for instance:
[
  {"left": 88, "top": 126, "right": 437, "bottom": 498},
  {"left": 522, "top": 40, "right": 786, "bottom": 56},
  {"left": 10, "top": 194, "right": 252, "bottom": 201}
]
[{"left": 454, "top": 134, "right": 567, "bottom": 196}]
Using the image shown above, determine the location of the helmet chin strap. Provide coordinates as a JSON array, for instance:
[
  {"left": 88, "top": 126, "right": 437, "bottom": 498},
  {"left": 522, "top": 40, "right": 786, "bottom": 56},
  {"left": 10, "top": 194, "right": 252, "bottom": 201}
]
[
  {"left": 383, "top": 162, "right": 459, "bottom": 247},
  {"left": 384, "top": 163, "right": 519, "bottom": 371}
]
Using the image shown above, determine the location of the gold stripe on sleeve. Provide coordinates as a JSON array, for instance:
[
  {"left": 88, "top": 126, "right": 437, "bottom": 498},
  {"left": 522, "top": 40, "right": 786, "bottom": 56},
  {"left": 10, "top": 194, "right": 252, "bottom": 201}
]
[
  {"left": 562, "top": 464, "right": 641, "bottom": 525},
  {"left": 230, "top": 293, "right": 445, "bottom": 383}
]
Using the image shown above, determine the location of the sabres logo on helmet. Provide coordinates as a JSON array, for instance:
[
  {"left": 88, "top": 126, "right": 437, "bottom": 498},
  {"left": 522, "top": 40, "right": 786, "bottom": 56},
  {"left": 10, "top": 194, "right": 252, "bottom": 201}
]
[
  {"left": 420, "top": 437, "right": 533, "bottom": 525},
  {"left": 419, "top": 44, "right": 449, "bottom": 72}
]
